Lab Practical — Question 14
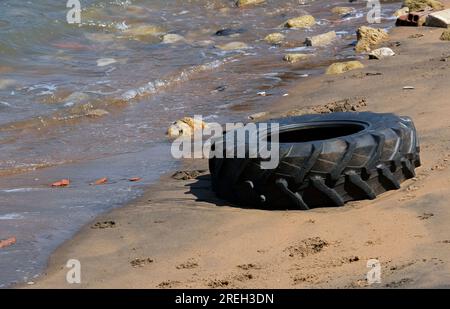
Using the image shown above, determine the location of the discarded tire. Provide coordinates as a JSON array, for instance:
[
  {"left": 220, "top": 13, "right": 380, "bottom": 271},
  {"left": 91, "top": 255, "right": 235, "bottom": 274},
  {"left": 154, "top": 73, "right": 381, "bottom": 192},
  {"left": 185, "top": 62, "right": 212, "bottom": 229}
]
[{"left": 209, "top": 112, "right": 421, "bottom": 210}]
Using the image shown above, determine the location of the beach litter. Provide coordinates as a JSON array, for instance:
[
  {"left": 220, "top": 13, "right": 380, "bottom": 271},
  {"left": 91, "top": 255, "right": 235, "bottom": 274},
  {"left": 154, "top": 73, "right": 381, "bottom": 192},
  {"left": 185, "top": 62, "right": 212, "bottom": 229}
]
[
  {"left": 369, "top": 47, "right": 396, "bottom": 59},
  {"left": 93, "top": 177, "right": 108, "bottom": 185},
  {"left": 51, "top": 179, "right": 70, "bottom": 187},
  {"left": 128, "top": 177, "right": 142, "bottom": 182},
  {"left": 0, "top": 237, "right": 16, "bottom": 249}
]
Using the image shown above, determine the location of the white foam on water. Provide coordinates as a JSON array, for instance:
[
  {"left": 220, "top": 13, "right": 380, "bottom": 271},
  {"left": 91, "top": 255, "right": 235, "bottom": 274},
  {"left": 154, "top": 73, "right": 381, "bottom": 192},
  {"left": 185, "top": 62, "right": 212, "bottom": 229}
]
[{"left": 0, "top": 213, "right": 24, "bottom": 220}]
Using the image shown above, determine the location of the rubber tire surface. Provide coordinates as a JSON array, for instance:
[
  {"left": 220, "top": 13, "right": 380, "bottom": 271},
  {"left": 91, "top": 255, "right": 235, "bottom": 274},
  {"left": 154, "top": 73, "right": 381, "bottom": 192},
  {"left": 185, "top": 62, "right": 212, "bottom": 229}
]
[{"left": 209, "top": 112, "right": 421, "bottom": 210}]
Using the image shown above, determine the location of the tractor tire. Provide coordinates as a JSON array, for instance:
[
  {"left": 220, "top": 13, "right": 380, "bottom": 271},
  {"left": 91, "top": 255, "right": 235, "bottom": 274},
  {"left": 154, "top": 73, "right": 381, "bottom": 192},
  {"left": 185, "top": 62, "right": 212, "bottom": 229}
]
[{"left": 209, "top": 112, "right": 421, "bottom": 210}]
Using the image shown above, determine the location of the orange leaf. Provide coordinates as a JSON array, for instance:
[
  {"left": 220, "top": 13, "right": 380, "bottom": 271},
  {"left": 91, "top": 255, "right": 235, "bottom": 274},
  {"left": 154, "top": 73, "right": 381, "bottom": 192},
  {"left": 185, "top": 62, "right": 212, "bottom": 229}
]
[
  {"left": 0, "top": 236, "right": 16, "bottom": 249},
  {"left": 94, "top": 177, "right": 108, "bottom": 185},
  {"left": 128, "top": 177, "right": 142, "bottom": 182},
  {"left": 51, "top": 179, "right": 70, "bottom": 187}
]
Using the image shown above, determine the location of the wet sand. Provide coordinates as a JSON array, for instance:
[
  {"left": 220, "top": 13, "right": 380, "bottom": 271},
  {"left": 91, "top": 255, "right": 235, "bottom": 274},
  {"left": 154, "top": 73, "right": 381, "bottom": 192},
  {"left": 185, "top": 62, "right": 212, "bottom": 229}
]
[{"left": 25, "top": 22, "right": 450, "bottom": 288}]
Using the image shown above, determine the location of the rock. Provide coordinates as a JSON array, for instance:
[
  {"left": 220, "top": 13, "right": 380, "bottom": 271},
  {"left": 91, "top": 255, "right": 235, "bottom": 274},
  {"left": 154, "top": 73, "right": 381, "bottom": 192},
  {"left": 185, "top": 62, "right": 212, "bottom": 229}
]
[
  {"left": 355, "top": 26, "right": 389, "bottom": 53},
  {"left": 236, "top": 0, "right": 265, "bottom": 7},
  {"left": 283, "top": 53, "right": 313, "bottom": 63},
  {"left": 248, "top": 112, "right": 268, "bottom": 120},
  {"left": 0, "top": 79, "right": 16, "bottom": 90},
  {"left": 305, "top": 31, "right": 337, "bottom": 46},
  {"left": 264, "top": 33, "right": 285, "bottom": 45},
  {"left": 65, "top": 92, "right": 90, "bottom": 104},
  {"left": 394, "top": 7, "right": 409, "bottom": 17},
  {"left": 285, "top": 15, "right": 316, "bottom": 28},
  {"left": 325, "top": 61, "right": 364, "bottom": 75},
  {"left": 216, "top": 41, "right": 250, "bottom": 50},
  {"left": 331, "top": 7, "right": 354, "bottom": 15},
  {"left": 440, "top": 29, "right": 450, "bottom": 41},
  {"left": 426, "top": 9, "right": 450, "bottom": 28},
  {"left": 369, "top": 47, "right": 396, "bottom": 59},
  {"left": 122, "top": 24, "right": 165, "bottom": 42},
  {"left": 86, "top": 109, "right": 109, "bottom": 118},
  {"left": 167, "top": 117, "right": 208, "bottom": 138},
  {"left": 96, "top": 58, "right": 117, "bottom": 67},
  {"left": 162, "top": 33, "right": 185, "bottom": 44},
  {"left": 402, "top": 0, "right": 444, "bottom": 11},
  {"left": 215, "top": 28, "right": 246, "bottom": 36}
]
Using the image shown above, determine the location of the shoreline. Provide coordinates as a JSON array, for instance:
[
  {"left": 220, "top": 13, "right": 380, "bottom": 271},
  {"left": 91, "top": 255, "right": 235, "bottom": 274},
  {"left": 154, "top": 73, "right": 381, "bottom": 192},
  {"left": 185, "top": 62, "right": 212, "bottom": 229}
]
[{"left": 23, "top": 18, "right": 450, "bottom": 288}]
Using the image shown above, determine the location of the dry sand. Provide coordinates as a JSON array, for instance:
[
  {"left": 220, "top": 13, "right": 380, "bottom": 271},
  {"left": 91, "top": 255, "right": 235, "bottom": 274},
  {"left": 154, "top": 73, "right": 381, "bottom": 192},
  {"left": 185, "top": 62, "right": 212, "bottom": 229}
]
[{"left": 26, "top": 24, "right": 450, "bottom": 289}]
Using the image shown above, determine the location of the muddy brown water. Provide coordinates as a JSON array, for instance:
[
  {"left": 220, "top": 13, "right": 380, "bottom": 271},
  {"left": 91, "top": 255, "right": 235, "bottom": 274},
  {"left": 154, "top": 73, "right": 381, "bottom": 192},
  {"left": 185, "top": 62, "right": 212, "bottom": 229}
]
[{"left": 0, "top": 0, "right": 401, "bottom": 287}]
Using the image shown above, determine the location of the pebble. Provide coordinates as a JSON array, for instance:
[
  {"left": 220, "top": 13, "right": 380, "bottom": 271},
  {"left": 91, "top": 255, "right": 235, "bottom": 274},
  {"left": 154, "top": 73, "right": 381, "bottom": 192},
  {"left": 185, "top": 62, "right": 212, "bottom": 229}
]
[{"left": 97, "top": 58, "right": 117, "bottom": 67}]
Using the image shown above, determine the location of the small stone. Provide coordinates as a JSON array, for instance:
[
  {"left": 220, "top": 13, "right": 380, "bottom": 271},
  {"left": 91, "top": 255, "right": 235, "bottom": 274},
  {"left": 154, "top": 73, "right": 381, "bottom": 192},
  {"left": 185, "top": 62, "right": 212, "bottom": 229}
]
[
  {"left": 236, "top": 0, "right": 265, "bottom": 7},
  {"left": 248, "top": 112, "right": 268, "bottom": 120},
  {"left": 86, "top": 109, "right": 109, "bottom": 118},
  {"left": 283, "top": 53, "right": 313, "bottom": 63},
  {"left": 305, "top": 31, "right": 337, "bottom": 46},
  {"left": 96, "top": 58, "right": 117, "bottom": 67},
  {"left": 216, "top": 41, "right": 250, "bottom": 51},
  {"left": 162, "top": 33, "right": 185, "bottom": 44},
  {"left": 331, "top": 7, "right": 354, "bottom": 15},
  {"left": 369, "top": 47, "right": 396, "bottom": 59},
  {"left": 264, "top": 33, "right": 285, "bottom": 45},
  {"left": 285, "top": 15, "right": 316, "bottom": 28},
  {"left": 440, "top": 29, "right": 450, "bottom": 41},
  {"left": 325, "top": 61, "right": 365, "bottom": 75}
]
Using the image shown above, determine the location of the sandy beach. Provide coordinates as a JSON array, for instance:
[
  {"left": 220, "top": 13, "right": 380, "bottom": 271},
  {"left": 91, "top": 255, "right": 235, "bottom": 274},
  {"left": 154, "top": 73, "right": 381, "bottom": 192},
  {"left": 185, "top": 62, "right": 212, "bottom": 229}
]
[{"left": 23, "top": 16, "right": 450, "bottom": 289}]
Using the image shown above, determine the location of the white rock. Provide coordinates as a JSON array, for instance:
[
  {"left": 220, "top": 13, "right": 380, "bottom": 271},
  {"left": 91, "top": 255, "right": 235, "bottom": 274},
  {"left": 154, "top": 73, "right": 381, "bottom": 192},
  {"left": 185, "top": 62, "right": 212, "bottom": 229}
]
[
  {"left": 97, "top": 58, "right": 117, "bottom": 67},
  {"left": 369, "top": 47, "right": 395, "bottom": 59}
]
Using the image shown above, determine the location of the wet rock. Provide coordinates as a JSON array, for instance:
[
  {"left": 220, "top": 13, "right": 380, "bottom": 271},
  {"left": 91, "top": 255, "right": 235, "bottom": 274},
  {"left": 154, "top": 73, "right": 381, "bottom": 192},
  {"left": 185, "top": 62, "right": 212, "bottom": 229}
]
[
  {"left": 355, "top": 26, "right": 389, "bottom": 53},
  {"left": 283, "top": 53, "right": 313, "bottom": 63},
  {"left": 331, "top": 7, "right": 354, "bottom": 15},
  {"left": 167, "top": 117, "right": 208, "bottom": 138},
  {"left": 285, "top": 15, "right": 316, "bottom": 28},
  {"left": 162, "top": 33, "right": 185, "bottom": 44},
  {"left": 215, "top": 28, "right": 246, "bottom": 36},
  {"left": 325, "top": 61, "right": 364, "bottom": 75},
  {"left": 122, "top": 24, "right": 166, "bottom": 42},
  {"left": 85, "top": 33, "right": 115, "bottom": 43},
  {"left": 0, "top": 79, "right": 16, "bottom": 90},
  {"left": 305, "top": 31, "right": 337, "bottom": 47},
  {"left": 369, "top": 47, "right": 396, "bottom": 59},
  {"left": 248, "top": 111, "right": 268, "bottom": 120},
  {"left": 440, "top": 29, "right": 450, "bottom": 41},
  {"left": 394, "top": 7, "right": 409, "bottom": 17},
  {"left": 216, "top": 41, "right": 250, "bottom": 50},
  {"left": 264, "top": 33, "right": 285, "bottom": 45},
  {"left": 426, "top": 9, "right": 450, "bottom": 28},
  {"left": 236, "top": 0, "right": 265, "bottom": 7},
  {"left": 402, "top": 0, "right": 444, "bottom": 11},
  {"left": 65, "top": 92, "right": 90, "bottom": 105},
  {"left": 97, "top": 58, "right": 117, "bottom": 67},
  {"left": 86, "top": 109, "right": 109, "bottom": 118}
]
